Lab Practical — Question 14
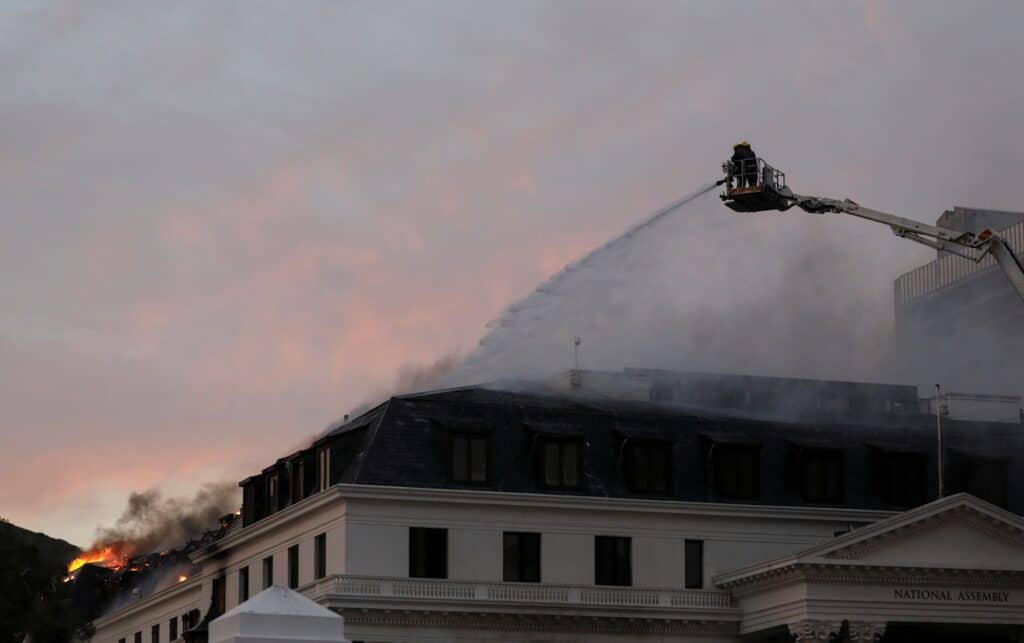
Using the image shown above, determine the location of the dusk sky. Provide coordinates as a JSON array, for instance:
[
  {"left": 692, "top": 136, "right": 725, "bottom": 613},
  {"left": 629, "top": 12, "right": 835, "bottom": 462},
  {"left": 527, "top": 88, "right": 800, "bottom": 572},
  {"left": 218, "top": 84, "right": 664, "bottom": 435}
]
[{"left": 3, "top": 1, "right": 1023, "bottom": 547}]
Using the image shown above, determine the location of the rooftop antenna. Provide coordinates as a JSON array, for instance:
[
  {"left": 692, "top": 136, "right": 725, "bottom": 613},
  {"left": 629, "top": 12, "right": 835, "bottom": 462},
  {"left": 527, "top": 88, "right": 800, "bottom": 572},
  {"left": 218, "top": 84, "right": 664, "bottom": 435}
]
[
  {"left": 936, "top": 383, "right": 944, "bottom": 498},
  {"left": 571, "top": 336, "right": 582, "bottom": 387}
]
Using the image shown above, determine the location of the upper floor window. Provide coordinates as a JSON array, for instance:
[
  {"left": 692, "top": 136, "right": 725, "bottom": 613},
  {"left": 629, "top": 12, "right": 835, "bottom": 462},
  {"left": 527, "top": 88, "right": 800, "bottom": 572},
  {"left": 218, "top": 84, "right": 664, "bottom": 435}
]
[
  {"left": 878, "top": 450, "right": 926, "bottom": 508},
  {"left": 134, "top": 632, "right": 141, "bottom": 643},
  {"left": 168, "top": 618, "right": 177, "bottom": 643},
  {"left": 451, "top": 433, "right": 488, "bottom": 483},
  {"left": 290, "top": 459, "right": 306, "bottom": 503},
  {"left": 952, "top": 454, "right": 1008, "bottom": 508},
  {"left": 409, "top": 527, "right": 447, "bottom": 579},
  {"left": 262, "top": 555, "right": 274, "bottom": 589},
  {"left": 317, "top": 447, "right": 331, "bottom": 492},
  {"left": 800, "top": 449, "right": 844, "bottom": 504},
  {"left": 712, "top": 444, "right": 760, "bottom": 500},
  {"left": 238, "top": 566, "right": 249, "bottom": 603},
  {"left": 503, "top": 532, "right": 541, "bottom": 583},
  {"left": 594, "top": 535, "right": 631, "bottom": 586},
  {"left": 266, "top": 473, "right": 279, "bottom": 513},
  {"left": 685, "top": 539, "right": 703, "bottom": 589},
  {"left": 288, "top": 544, "right": 300, "bottom": 589},
  {"left": 151, "top": 625, "right": 159, "bottom": 643},
  {"left": 314, "top": 533, "right": 327, "bottom": 580},
  {"left": 538, "top": 437, "right": 581, "bottom": 490},
  {"left": 624, "top": 440, "right": 671, "bottom": 494},
  {"left": 211, "top": 575, "right": 226, "bottom": 615}
]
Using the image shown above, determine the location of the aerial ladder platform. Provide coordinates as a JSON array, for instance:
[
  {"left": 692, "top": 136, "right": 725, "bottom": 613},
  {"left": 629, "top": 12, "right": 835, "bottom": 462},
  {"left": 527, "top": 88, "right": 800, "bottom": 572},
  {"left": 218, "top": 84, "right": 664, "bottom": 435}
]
[{"left": 719, "top": 154, "right": 1024, "bottom": 304}]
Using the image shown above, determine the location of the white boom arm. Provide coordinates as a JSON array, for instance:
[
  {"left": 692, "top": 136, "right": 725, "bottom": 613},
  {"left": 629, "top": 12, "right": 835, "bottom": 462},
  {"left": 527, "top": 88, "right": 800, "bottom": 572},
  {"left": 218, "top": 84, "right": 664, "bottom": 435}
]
[{"left": 789, "top": 193, "right": 1024, "bottom": 303}]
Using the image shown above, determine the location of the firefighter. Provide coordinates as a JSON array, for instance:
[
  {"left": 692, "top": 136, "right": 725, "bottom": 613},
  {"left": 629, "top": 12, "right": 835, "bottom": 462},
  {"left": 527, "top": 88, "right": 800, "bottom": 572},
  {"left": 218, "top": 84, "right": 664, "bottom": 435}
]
[{"left": 730, "top": 141, "right": 757, "bottom": 188}]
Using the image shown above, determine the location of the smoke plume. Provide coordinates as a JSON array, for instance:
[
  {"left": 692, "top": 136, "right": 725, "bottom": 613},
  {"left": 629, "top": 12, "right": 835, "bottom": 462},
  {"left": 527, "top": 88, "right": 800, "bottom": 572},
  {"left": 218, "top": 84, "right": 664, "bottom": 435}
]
[{"left": 93, "top": 482, "right": 240, "bottom": 557}]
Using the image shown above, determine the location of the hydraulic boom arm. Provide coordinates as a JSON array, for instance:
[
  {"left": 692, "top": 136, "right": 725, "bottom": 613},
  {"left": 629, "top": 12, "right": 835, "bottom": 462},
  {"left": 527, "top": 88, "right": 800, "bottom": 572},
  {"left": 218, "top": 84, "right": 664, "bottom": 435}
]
[
  {"left": 787, "top": 193, "right": 1024, "bottom": 303},
  {"left": 719, "top": 155, "right": 1024, "bottom": 304}
]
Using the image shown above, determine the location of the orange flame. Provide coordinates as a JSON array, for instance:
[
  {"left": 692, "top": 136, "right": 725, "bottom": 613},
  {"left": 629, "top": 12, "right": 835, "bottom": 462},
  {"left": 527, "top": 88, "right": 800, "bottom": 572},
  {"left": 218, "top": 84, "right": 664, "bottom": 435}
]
[
  {"left": 67, "top": 544, "right": 130, "bottom": 573},
  {"left": 178, "top": 575, "right": 188, "bottom": 583}
]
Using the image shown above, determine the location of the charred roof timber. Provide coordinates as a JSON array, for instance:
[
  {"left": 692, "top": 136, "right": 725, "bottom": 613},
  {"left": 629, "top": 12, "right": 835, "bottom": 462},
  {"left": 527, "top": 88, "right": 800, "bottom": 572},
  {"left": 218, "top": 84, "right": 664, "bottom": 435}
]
[{"left": 236, "top": 371, "right": 1024, "bottom": 526}]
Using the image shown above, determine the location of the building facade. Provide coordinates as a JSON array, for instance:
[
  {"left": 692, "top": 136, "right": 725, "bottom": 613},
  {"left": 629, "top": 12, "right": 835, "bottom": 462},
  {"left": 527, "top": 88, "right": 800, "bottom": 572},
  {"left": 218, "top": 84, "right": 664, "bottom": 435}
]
[
  {"left": 893, "top": 206, "right": 1024, "bottom": 397},
  {"left": 92, "top": 382, "right": 1024, "bottom": 642}
]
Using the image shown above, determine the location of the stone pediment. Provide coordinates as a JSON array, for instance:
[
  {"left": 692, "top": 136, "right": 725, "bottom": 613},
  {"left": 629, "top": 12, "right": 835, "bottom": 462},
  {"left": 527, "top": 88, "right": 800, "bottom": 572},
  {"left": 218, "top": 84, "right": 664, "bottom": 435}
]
[
  {"left": 717, "top": 494, "right": 1024, "bottom": 590},
  {"left": 810, "top": 494, "right": 1024, "bottom": 569}
]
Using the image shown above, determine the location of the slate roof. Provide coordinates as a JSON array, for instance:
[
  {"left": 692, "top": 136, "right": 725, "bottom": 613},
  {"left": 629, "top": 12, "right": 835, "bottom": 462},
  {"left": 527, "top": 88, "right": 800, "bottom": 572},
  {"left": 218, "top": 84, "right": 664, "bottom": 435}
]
[{"left": 240, "top": 384, "right": 1024, "bottom": 523}]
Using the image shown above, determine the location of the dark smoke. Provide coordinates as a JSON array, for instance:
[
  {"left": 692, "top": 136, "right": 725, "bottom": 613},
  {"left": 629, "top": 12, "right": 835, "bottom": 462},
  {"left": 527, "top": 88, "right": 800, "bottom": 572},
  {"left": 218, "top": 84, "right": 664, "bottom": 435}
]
[{"left": 93, "top": 481, "right": 239, "bottom": 556}]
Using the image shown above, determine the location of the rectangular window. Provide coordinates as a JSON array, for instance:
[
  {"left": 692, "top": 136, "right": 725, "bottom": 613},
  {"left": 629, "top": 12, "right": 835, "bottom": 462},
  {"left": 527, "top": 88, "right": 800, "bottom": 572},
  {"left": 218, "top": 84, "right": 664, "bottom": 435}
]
[
  {"left": 266, "top": 473, "right": 279, "bottom": 513},
  {"left": 211, "top": 576, "right": 226, "bottom": 615},
  {"left": 119, "top": 638, "right": 126, "bottom": 643},
  {"left": 713, "top": 444, "right": 760, "bottom": 500},
  {"left": 451, "top": 433, "right": 489, "bottom": 483},
  {"left": 262, "top": 555, "right": 274, "bottom": 589},
  {"left": 238, "top": 566, "right": 249, "bottom": 603},
  {"left": 594, "top": 536, "right": 631, "bottom": 586},
  {"left": 315, "top": 533, "right": 327, "bottom": 579},
  {"left": 800, "top": 449, "right": 844, "bottom": 504},
  {"left": 169, "top": 617, "right": 177, "bottom": 642},
  {"left": 962, "top": 456, "right": 1008, "bottom": 508},
  {"left": 318, "top": 447, "right": 331, "bottom": 491},
  {"left": 291, "top": 459, "right": 305, "bottom": 503},
  {"left": 288, "top": 545, "right": 299, "bottom": 589},
  {"left": 151, "top": 625, "right": 159, "bottom": 643},
  {"left": 409, "top": 527, "right": 447, "bottom": 579},
  {"left": 538, "top": 438, "right": 581, "bottom": 489},
  {"left": 624, "top": 440, "right": 671, "bottom": 493},
  {"left": 883, "top": 451, "right": 926, "bottom": 508},
  {"left": 134, "top": 632, "right": 142, "bottom": 643},
  {"left": 503, "top": 532, "right": 541, "bottom": 582},
  {"left": 685, "top": 539, "right": 703, "bottom": 589}
]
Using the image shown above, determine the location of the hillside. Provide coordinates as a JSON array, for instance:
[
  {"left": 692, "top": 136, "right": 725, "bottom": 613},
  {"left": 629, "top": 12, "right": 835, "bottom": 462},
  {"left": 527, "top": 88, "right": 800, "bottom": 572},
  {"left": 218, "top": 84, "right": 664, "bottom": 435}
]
[{"left": 0, "top": 519, "right": 81, "bottom": 643}]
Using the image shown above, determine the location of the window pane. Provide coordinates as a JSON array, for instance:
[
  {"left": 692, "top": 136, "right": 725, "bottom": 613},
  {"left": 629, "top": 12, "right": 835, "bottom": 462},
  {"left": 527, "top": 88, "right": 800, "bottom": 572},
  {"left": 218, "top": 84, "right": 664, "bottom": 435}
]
[
  {"left": 503, "top": 532, "right": 520, "bottom": 581},
  {"left": 685, "top": 540, "right": 703, "bottom": 589},
  {"left": 562, "top": 441, "right": 579, "bottom": 487},
  {"left": 410, "top": 527, "right": 447, "bottom": 579},
  {"left": 470, "top": 437, "right": 487, "bottom": 482},
  {"left": 543, "top": 442, "right": 560, "bottom": 487},
  {"left": 521, "top": 533, "right": 541, "bottom": 582},
  {"left": 452, "top": 437, "right": 468, "bottom": 481},
  {"left": 288, "top": 545, "right": 299, "bottom": 588},
  {"left": 595, "top": 536, "right": 630, "bottom": 586},
  {"left": 262, "top": 556, "right": 273, "bottom": 588},
  {"left": 315, "top": 533, "right": 327, "bottom": 579}
]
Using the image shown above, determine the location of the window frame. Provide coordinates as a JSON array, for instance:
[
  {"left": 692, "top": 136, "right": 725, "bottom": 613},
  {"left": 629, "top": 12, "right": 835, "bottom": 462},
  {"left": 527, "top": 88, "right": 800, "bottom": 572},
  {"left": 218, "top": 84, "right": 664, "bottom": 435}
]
[
  {"left": 798, "top": 448, "right": 845, "bottom": 505},
  {"left": 684, "top": 539, "right": 704, "bottom": 589},
  {"left": 317, "top": 447, "right": 331, "bottom": 492},
  {"left": 314, "top": 533, "right": 327, "bottom": 580},
  {"left": 238, "top": 566, "right": 249, "bottom": 603},
  {"left": 287, "top": 544, "right": 300, "bottom": 589},
  {"left": 409, "top": 526, "right": 448, "bottom": 579},
  {"left": 449, "top": 432, "right": 490, "bottom": 484},
  {"left": 502, "top": 531, "right": 541, "bottom": 583},
  {"left": 594, "top": 535, "right": 632, "bottom": 587},
  {"left": 623, "top": 438, "right": 673, "bottom": 494},
  {"left": 169, "top": 618, "right": 178, "bottom": 643},
  {"left": 262, "top": 555, "right": 274, "bottom": 589},
  {"left": 151, "top": 624, "right": 159, "bottom": 643},
  {"left": 711, "top": 443, "right": 761, "bottom": 501},
  {"left": 536, "top": 436, "right": 583, "bottom": 490}
]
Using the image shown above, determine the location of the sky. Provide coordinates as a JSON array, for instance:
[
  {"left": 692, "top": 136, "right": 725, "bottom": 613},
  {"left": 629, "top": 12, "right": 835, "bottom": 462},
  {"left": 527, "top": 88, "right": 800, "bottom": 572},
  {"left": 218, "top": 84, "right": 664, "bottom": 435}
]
[{"left": 2, "top": 1, "right": 1023, "bottom": 547}]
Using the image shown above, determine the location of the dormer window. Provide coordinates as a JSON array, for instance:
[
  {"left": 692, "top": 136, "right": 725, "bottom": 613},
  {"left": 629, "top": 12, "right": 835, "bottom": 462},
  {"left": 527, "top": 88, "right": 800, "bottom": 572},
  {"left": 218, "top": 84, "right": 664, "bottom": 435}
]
[
  {"left": 623, "top": 440, "right": 671, "bottom": 494},
  {"left": 290, "top": 459, "right": 305, "bottom": 503},
  {"left": 799, "top": 449, "right": 844, "bottom": 504},
  {"left": 317, "top": 447, "right": 331, "bottom": 492},
  {"left": 266, "top": 473, "right": 279, "bottom": 513},
  {"left": 450, "top": 433, "right": 488, "bottom": 483},
  {"left": 712, "top": 444, "right": 760, "bottom": 501},
  {"left": 538, "top": 437, "right": 581, "bottom": 490}
]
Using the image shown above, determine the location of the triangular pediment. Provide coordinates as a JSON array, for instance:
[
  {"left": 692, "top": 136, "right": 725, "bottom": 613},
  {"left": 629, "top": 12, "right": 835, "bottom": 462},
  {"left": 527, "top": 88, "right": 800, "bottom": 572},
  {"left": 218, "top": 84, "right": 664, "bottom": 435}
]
[
  {"left": 716, "top": 494, "right": 1024, "bottom": 589},
  {"left": 811, "top": 494, "right": 1024, "bottom": 570}
]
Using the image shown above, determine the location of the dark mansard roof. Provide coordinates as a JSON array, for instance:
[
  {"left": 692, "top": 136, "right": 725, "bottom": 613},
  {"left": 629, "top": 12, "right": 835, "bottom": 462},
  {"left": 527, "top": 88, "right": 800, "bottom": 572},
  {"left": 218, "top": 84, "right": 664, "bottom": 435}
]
[{"left": 238, "top": 383, "right": 1024, "bottom": 525}]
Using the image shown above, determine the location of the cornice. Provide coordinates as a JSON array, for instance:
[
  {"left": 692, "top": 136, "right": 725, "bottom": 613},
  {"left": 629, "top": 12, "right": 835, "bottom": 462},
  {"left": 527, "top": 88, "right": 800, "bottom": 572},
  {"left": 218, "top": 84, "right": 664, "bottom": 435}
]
[
  {"left": 191, "top": 487, "right": 346, "bottom": 563},
  {"left": 337, "top": 607, "right": 738, "bottom": 635},
  {"left": 92, "top": 576, "right": 202, "bottom": 627},
  {"left": 720, "top": 562, "right": 1024, "bottom": 595},
  {"left": 334, "top": 483, "right": 896, "bottom": 523},
  {"left": 826, "top": 505, "right": 1024, "bottom": 560}
]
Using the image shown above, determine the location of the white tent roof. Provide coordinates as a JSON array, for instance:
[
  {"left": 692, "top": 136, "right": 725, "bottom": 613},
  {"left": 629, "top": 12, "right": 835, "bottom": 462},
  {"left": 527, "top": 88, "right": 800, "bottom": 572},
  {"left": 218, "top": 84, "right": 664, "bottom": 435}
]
[{"left": 210, "top": 586, "right": 347, "bottom": 643}]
